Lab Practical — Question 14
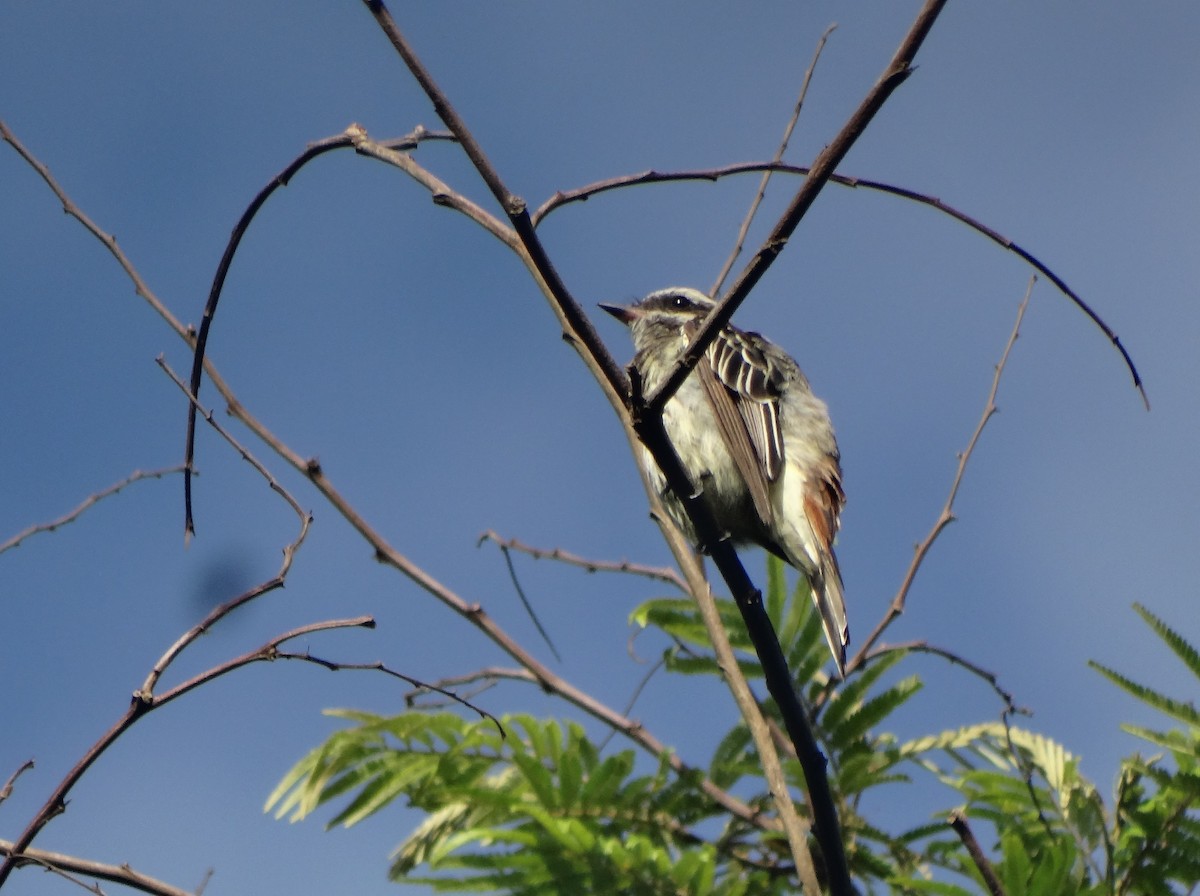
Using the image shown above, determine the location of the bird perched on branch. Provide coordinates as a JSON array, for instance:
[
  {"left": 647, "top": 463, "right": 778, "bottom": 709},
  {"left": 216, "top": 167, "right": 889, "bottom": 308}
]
[{"left": 601, "top": 287, "right": 849, "bottom": 677}]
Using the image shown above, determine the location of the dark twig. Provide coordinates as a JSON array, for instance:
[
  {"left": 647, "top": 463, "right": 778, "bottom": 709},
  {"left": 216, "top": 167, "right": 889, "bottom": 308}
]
[
  {"left": 711, "top": 23, "right": 837, "bottom": 296},
  {"left": 183, "top": 125, "right": 453, "bottom": 538},
  {"left": 0, "top": 617, "right": 371, "bottom": 887},
  {"left": 0, "top": 119, "right": 188, "bottom": 345},
  {"left": 534, "top": 161, "right": 1145, "bottom": 407},
  {"left": 0, "top": 359, "right": 315, "bottom": 887},
  {"left": 645, "top": 0, "right": 949, "bottom": 421},
  {"left": 848, "top": 277, "right": 1035, "bottom": 673},
  {"left": 273, "top": 654, "right": 504, "bottom": 736},
  {"left": 359, "top": 0, "right": 629, "bottom": 407},
  {"left": 361, "top": 4, "right": 951, "bottom": 890},
  {"left": 0, "top": 762, "right": 34, "bottom": 808},
  {"left": 491, "top": 541, "right": 563, "bottom": 662},
  {"left": 862, "top": 641, "right": 1027, "bottom": 718},
  {"left": 949, "top": 810, "right": 1008, "bottom": 896},
  {"left": 478, "top": 530, "right": 687, "bottom": 590},
  {"left": 0, "top": 467, "right": 186, "bottom": 556},
  {"left": 0, "top": 840, "right": 194, "bottom": 896}
]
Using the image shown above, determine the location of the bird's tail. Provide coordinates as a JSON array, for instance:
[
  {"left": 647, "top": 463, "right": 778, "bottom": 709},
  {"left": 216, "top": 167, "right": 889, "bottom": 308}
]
[{"left": 812, "top": 557, "right": 849, "bottom": 679}]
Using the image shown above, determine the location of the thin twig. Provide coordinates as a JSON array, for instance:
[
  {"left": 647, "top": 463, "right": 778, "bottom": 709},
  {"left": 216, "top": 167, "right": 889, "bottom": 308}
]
[
  {"left": 646, "top": 0, "right": 949, "bottom": 421},
  {"left": 711, "top": 23, "right": 837, "bottom": 296},
  {"left": 667, "top": 527, "right": 822, "bottom": 895},
  {"left": 0, "top": 117, "right": 331, "bottom": 545},
  {"left": 0, "top": 467, "right": 186, "bottom": 556},
  {"left": 0, "top": 840, "right": 194, "bottom": 896},
  {"left": 0, "top": 119, "right": 190, "bottom": 344},
  {"left": 272, "top": 654, "right": 504, "bottom": 736},
  {"left": 0, "top": 358, "right": 313, "bottom": 887},
  {"left": 0, "top": 762, "right": 35, "bottom": 808},
  {"left": 0, "top": 617, "right": 372, "bottom": 888},
  {"left": 534, "top": 161, "right": 1145, "bottom": 408},
  {"left": 862, "top": 641, "right": 1027, "bottom": 718},
  {"left": 848, "top": 276, "right": 1035, "bottom": 672},
  {"left": 948, "top": 810, "right": 1008, "bottom": 896},
  {"left": 494, "top": 541, "right": 563, "bottom": 662},
  {"left": 182, "top": 124, "right": 453, "bottom": 538},
  {"left": 478, "top": 530, "right": 687, "bottom": 590},
  {"left": 360, "top": 0, "right": 629, "bottom": 407}
]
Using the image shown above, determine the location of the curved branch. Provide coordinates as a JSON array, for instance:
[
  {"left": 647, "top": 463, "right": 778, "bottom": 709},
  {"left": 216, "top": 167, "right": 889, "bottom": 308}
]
[
  {"left": 712, "top": 23, "right": 837, "bottom": 296},
  {"left": 0, "top": 466, "right": 185, "bottom": 556},
  {"left": 644, "top": 0, "right": 949, "bottom": 420},
  {"left": 0, "top": 359, "right": 316, "bottom": 888},
  {"left": 849, "top": 278, "right": 1033, "bottom": 672},
  {"left": 0, "top": 615, "right": 373, "bottom": 889},
  {"left": 0, "top": 840, "right": 195, "bottom": 896},
  {"left": 478, "top": 530, "right": 687, "bottom": 591},
  {"left": 535, "top": 161, "right": 1145, "bottom": 407},
  {"left": 183, "top": 125, "right": 455, "bottom": 537}
]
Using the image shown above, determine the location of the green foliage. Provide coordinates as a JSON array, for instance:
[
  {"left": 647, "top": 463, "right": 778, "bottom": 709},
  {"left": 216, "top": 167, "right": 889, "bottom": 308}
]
[{"left": 271, "top": 576, "right": 1200, "bottom": 895}]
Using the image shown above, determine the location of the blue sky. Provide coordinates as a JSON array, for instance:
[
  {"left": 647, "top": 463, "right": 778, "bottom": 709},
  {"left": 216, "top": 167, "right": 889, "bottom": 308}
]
[{"left": 2, "top": 2, "right": 1198, "bottom": 893}]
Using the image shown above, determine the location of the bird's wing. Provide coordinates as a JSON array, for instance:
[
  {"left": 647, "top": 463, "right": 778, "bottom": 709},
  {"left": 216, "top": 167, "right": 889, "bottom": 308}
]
[
  {"left": 803, "top": 453, "right": 848, "bottom": 673},
  {"left": 692, "top": 324, "right": 784, "bottom": 527}
]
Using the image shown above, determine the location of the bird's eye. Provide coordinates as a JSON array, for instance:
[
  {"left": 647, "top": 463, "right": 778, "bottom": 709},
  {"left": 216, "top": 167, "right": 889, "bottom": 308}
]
[{"left": 672, "top": 296, "right": 691, "bottom": 310}]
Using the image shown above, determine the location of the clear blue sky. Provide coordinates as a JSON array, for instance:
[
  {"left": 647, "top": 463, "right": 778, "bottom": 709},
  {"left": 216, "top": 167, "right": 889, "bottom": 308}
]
[{"left": 3, "top": 3, "right": 1198, "bottom": 893}]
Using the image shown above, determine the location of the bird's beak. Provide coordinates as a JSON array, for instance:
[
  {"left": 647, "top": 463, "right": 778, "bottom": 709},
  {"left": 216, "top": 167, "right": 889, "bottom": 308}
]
[{"left": 599, "top": 302, "right": 637, "bottom": 325}]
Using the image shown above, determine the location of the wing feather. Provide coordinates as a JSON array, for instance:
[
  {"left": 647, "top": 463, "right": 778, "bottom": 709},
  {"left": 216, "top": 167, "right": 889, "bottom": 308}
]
[{"left": 688, "top": 323, "right": 788, "bottom": 528}]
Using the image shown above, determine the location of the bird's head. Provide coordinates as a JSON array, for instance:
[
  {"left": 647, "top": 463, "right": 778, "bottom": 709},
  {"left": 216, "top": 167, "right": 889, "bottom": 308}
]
[{"left": 600, "top": 287, "right": 715, "bottom": 346}]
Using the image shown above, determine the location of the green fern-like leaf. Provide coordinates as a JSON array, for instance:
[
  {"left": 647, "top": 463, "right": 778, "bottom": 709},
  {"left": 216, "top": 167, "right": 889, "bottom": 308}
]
[{"left": 1134, "top": 602, "right": 1200, "bottom": 680}]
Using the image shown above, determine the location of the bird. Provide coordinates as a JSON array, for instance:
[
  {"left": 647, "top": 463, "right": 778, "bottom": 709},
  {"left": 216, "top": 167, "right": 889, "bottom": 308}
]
[{"left": 601, "top": 287, "right": 849, "bottom": 677}]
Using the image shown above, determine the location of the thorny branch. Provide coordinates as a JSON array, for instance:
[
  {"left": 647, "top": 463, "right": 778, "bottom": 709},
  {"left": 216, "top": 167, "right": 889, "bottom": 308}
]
[
  {"left": 534, "top": 161, "right": 1145, "bottom": 409},
  {"left": 0, "top": 360, "right": 319, "bottom": 886},
  {"left": 644, "top": 0, "right": 950, "bottom": 422},
  {"left": 711, "top": 23, "right": 837, "bottom": 297},
  {"left": 849, "top": 276, "right": 1036, "bottom": 672},
  {"left": 949, "top": 811, "right": 1009, "bottom": 896},
  {"left": 0, "top": 466, "right": 187, "bottom": 556},
  {"left": 0, "top": 841, "right": 197, "bottom": 896},
  {"left": 2, "top": 119, "right": 775, "bottom": 872},
  {"left": 478, "top": 530, "right": 687, "bottom": 591},
  {"left": 181, "top": 126, "right": 456, "bottom": 537}
]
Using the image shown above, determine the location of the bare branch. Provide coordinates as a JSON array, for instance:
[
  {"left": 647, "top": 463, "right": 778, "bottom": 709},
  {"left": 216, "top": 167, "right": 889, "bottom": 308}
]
[
  {"left": 152, "top": 617, "right": 377, "bottom": 707},
  {"left": 848, "top": 276, "right": 1035, "bottom": 673},
  {"left": 478, "top": 530, "right": 687, "bottom": 591},
  {"left": 0, "top": 616, "right": 374, "bottom": 887},
  {"left": 858, "top": 641, "right": 1027, "bottom": 719},
  {"left": 0, "top": 117, "right": 335, "bottom": 546},
  {"left": 645, "top": 0, "right": 950, "bottom": 420},
  {"left": 139, "top": 357, "right": 312, "bottom": 697},
  {"left": 182, "top": 124, "right": 454, "bottom": 537},
  {"left": 949, "top": 810, "right": 1009, "bottom": 896},
  {"left": 711, "top": 23, "right": 837, "bottom": 296},
  {"left": 270, "top": 653, "right": 503, "bottom": 736},
  {"left": 0, "top": 840, "right": 194, "bottom": 896},
  {"left": 490, "top": 537, "right": 563, "bottom": 662},
  {"left": 359, "top": 0, "right": 629, "bottom": 407},
  {"left": 0, "top": 358, "right": 315, "bottom": 887},
  {"left": 535, "top": 161, "right": 1145, "bottom": 407},
  {"left": 0, "top": 467, "right": 186, "bottom": 556},
  {"left": 1, "top": 119, "right": 190, "bottom": 343},
  {"left": 0, "top": 761, "right": 34, "bottom": 808}
]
